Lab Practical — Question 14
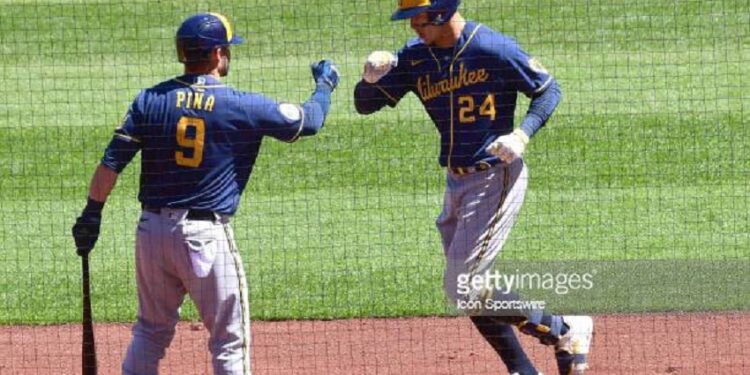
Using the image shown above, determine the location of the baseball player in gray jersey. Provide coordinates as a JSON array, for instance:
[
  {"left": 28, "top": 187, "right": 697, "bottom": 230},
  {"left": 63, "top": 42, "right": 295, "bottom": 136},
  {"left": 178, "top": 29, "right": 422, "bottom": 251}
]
[{"left": 354, "top": 1, "right": 593, "bottom": 374}]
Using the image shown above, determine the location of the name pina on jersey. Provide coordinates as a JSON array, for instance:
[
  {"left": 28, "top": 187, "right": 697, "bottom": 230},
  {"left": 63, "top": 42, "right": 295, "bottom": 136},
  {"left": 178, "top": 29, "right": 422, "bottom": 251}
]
[
  {"left": 176, "top": 90, "right": 216, "bottom": 112},
  {"left": 417, "top": 62, "right": 489, "bottom": 101}
]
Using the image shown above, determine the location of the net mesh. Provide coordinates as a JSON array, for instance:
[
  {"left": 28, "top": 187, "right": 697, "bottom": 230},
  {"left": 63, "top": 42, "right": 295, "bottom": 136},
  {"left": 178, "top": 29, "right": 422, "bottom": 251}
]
[{"left": 0, "top": 0, "right": 748, "bottom": 373}]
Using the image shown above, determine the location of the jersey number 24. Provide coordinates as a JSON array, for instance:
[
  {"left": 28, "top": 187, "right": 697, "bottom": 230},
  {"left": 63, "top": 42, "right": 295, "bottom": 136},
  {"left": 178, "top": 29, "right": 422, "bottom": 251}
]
[{"left": 458, "top": 94, "right": 496, "bottom": 124}]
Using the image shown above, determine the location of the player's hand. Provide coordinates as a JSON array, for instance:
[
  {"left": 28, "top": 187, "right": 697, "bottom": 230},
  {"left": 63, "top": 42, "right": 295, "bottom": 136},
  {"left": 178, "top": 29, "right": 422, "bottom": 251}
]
[
  {"left": 363, "top": 51, "right": 397, "bottom": 84},
  {"left": 311, "top": 60, "right": 339, "bottom": 90},
  {"left": 485, "top": 129, "right": 530, "bottom": 164},
  {"left": 72, "top": 212, "right": 101, "bottom": 257}
]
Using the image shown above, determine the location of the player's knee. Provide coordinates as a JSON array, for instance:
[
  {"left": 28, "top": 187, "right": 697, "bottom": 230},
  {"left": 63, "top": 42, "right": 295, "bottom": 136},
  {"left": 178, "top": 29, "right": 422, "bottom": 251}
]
[
  {"left": 444, "top": 271, "right": 490, "bottom": 315},
  {"left": 132, "top": 317, "right": 177, "bottom": 348},
  {"left": 443, "top": 267, "right": 467, "bottom": 304}
]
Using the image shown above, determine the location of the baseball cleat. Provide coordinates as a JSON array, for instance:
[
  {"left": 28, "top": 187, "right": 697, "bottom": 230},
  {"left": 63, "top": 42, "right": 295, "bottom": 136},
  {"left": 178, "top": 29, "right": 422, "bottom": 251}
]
[{"left": 555, "top": 316, "right": 593, "bottom": 375}]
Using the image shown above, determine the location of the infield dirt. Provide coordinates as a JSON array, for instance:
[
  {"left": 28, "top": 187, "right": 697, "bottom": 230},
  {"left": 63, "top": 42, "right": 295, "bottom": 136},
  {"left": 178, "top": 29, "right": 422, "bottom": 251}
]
[{"left": 1, "top": 312, "right": 747, "bottom": 374}]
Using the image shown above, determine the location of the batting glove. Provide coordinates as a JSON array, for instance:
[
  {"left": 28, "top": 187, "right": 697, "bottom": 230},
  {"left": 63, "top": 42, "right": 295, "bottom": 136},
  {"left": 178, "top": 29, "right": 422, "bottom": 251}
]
[
  {"left": 72, "top": 199, "right": 104, "bottom": 256},
  {"left": 311, "top": 60, "right": 340, "bottom": 90},
  {"left": 363, "top": 51, "right": 397, "bottom": 84},
  {"left": 485, "top": 129, "right": 530, "bottom": 164}
]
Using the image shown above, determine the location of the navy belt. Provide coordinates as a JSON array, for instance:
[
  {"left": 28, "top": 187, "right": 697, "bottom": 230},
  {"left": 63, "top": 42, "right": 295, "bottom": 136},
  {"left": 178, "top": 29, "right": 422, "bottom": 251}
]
[
  {"left": 142, "top": 205, "right": 217, "bottom": 221},
  {"left": 448, "top": 160, "right": 496, "bottom": 176}
]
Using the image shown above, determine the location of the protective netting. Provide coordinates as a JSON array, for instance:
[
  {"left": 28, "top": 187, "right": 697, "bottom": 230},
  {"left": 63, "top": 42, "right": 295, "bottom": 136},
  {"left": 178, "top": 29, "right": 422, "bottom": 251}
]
[{"left": 1, "top": 1, "right": 748, "bottom": 373}]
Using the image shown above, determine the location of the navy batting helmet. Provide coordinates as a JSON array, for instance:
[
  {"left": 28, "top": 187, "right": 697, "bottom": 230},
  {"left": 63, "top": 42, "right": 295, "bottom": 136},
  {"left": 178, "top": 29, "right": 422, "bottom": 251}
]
[
  {"left": 391, "top": 0, "right": 461, "bottom": 25},
  {"left": 176, "top": 13, "right": 244, "bottom": 63}
]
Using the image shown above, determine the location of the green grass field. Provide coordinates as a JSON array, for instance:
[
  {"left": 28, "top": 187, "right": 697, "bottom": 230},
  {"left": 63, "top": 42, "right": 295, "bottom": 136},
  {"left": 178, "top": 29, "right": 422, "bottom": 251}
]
[{"left": 0, "top": 0, "right": 748, "bottom": 324}]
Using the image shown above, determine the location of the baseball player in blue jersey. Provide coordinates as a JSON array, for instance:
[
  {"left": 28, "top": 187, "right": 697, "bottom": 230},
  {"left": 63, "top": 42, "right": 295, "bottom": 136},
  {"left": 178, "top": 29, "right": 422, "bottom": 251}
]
[
  {"left": 354, "top": 1, "right": 592, "bottom": 374},
  {"left": 71, "top": 13, "right": 339, "bottom": 375}
]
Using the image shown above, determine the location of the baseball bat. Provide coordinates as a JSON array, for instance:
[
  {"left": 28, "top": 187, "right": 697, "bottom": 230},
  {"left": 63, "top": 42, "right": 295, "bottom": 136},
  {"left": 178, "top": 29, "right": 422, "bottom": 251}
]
[{"left": 81, "top": 254, "right": 98, "bottom": 374}]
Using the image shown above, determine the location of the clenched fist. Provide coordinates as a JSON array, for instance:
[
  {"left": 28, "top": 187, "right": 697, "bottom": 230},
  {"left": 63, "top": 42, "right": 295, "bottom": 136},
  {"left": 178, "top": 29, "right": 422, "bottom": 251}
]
[
  {"left": 363, "top": 51, "right": 397, "bottom": 84},
  {"left": 311, "top": 59, "right": 340, "bottom": 90},
  {"left": 72, "top": 213, "right": 101, "bottom": 257}
]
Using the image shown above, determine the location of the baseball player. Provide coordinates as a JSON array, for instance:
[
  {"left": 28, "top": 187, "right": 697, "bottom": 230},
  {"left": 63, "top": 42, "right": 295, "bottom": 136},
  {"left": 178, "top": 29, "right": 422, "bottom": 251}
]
[
  {"left": 354, "top": 1, "right": 593, "bottom": 374},
  {"left": 71, "top": 13, "right": 339, "bottom": 375}
]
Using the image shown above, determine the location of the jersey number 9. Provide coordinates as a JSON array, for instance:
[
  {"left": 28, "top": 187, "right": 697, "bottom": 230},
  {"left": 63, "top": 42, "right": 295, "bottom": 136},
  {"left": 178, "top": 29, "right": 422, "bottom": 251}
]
[{"left": 175, "top": 116, "right": 205, "bottom": 168}]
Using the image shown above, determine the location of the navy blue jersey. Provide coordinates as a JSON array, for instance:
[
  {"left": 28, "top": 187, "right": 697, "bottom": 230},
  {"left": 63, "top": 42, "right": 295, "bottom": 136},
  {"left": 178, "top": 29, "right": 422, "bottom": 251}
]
[
  {"left": 356, "top": 22, "right": 553, "bottom": 168},
  {"left": 102, "top": 74, "right": 308, "bottom": 215}
]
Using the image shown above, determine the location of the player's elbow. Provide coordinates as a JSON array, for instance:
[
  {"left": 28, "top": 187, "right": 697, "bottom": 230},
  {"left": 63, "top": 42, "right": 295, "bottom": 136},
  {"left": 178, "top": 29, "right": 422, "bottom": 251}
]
[
  {"left": 303, "top": 124, "right": 321, "bottom": 136},
  {"left": 353, "top": 81, "right": 387, "bottom": 115},
  {"left": 98, "top": 162, "right": 121, "bottom": 174},
  {"left": 548, "top": 79, "right": 562, "bottom": 99},
  {"left": 532, "top": 79, "right": 562, "bottom": 109},
  {"left": 353, "top": 94, "right": 385, "bottom": 115},
  {"left": 541, "top": 79, "right": 561, "bottom": 101},
  {"left": 354, "top": 99, "right": 377, "bottom": 115},
  {"left": 300, "top": 113, "right": 326, "bottom": 137},
  {"left": 546, "top": 80, "right": 562, "bottom": 111}
]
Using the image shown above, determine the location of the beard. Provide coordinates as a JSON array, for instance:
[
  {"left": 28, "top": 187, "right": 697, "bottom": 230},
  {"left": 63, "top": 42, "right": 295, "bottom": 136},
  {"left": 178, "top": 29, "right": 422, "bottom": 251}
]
[{"left": 218, "top": 55, "right": 230, "bottom": 77}]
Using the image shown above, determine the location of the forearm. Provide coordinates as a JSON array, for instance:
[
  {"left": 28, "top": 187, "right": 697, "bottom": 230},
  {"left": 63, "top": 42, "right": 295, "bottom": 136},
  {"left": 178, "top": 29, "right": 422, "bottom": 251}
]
[
  {"left": 300, "top": 83, "right": 333, "bottom": 136},
  {"left": 72, "top": 163, "right": 115, "bottom": 256},
  {"left": 520, "top": 79, "right": 562, "bottom": 137},
  {"left": 87, "top": 164, "right": 119, "bottom": 203},
  {"left": 354, "top": 80, "right": 390, "bottom": 115}
]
